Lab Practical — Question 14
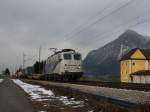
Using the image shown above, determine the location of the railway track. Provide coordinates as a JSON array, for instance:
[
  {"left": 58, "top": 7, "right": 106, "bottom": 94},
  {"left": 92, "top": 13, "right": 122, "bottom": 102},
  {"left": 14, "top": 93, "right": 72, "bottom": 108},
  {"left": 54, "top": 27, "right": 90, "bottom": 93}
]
[
  {"left": 93, "top": 94, "right": 137, "bottom": 109},
  {"left": 66, "top": 81, "right": 150, "bottom": 91},
  {"left": 25, "top": 76, "right": 150, "bottom": 91},
  {"left": 23, "top": 81, "right": 150, "bottom": 109}
]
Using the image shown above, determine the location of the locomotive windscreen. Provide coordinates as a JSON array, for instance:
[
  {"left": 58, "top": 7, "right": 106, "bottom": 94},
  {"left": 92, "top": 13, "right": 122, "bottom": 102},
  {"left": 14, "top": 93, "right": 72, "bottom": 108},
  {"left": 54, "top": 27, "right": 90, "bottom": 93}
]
[
  {"left": 74, "top": 54, "right": 81, "bottom": 60},
  {"left": 63, "top": 53, "right": 72, "bottom": 60}
]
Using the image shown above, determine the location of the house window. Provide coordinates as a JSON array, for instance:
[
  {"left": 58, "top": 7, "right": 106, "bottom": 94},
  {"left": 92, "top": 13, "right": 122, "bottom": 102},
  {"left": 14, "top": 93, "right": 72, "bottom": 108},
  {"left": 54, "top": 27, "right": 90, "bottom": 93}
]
[
  {"left": 132, "top": 62, "right": 135, "bottom": 66},
  {"left": 131, "top": 76, "right": 133, "bottom": 82}
]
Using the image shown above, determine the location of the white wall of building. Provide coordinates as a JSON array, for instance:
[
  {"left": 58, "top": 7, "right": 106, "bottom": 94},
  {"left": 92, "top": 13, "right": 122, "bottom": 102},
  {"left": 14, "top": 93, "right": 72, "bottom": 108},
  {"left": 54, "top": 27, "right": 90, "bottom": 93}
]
[{"left": 132, "top": 75, "right": 150, "bottom": 84}]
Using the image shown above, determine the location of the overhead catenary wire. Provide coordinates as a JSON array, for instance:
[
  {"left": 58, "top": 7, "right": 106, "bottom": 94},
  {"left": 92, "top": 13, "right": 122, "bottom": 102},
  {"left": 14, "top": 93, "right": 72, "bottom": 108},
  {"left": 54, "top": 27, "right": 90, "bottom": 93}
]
[
  {"left": 84, "top": 16, "right": 150, "bottom": 63},
  {"left": 66, "top": 0, "right": 150, "bottom": 46},
  {"left": 64, "top": 0, "right": 117, "bottom": 38},
  {"left": 92, "top": 15, "right": 150, "bottom": 45},
  {"left": 83, "top": 9, "right": 149, "bottom": 43},
  {"left": 25, "top": 55, "right": 37, "bottom": 62},
  {"left": 65, "top": 0, "right": 134, "bottom": 41}
]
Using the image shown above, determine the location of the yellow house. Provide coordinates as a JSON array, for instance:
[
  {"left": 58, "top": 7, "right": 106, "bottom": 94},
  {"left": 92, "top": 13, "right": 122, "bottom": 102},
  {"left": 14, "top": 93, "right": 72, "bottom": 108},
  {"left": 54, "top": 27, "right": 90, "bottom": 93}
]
[{"left": 120, "top": 48, "right": 150, "bottom": 82}]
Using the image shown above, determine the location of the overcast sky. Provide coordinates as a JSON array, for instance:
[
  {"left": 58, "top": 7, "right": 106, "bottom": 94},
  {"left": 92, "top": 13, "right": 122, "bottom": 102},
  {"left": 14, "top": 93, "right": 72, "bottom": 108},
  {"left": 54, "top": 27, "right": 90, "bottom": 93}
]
[{"left": 0, "top": 0, "right": 150, "bottom": 72}]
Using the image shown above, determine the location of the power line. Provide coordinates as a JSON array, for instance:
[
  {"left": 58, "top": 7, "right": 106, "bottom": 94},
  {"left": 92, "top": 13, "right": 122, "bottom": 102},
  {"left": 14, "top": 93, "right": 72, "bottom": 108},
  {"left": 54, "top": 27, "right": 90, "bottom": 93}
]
[
  {"left": 70, "top": 15, "right": 140, "bottom": 43},
  {"left": 93, "top": 15, "right": 150, "bottom": 45},
  {"left": 22, "top": 52, "right": 37, "bottom": 69},
  {"left": 86, "top": 10, "right": 149, "bottom": 42},
  {"left": 65, "top": 0, "right": 134, "bottom": 41},
  {"left": 26, "top": 55, "right": 36, "bottom": 62},
  {"left": 64, "top": 0, "right": 116, "bottom": 37},
  {"left": 69, "top": 5, "right": 150, "bottom": 47}
]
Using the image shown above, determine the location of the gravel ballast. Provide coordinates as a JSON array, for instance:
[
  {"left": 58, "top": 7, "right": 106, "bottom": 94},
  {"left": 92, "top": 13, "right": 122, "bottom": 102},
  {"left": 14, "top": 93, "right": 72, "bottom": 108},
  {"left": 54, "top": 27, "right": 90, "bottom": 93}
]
[{"left": 26, "top": 80, "right": 150, "bottom": 104}]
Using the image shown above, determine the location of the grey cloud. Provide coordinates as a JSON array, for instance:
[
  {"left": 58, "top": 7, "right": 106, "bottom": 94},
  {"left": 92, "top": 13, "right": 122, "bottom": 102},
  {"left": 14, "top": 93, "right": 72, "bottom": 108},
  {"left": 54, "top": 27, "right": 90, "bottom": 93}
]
[{"left": 0, "top": 0, "right": 150, "bottom": 72}]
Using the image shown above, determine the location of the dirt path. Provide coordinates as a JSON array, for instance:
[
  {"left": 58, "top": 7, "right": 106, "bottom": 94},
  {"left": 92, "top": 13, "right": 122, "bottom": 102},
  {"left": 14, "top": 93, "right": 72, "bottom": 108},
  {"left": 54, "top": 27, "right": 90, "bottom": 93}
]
[{"left": 0, "top": 79, "right": 34, "bottom": 112}]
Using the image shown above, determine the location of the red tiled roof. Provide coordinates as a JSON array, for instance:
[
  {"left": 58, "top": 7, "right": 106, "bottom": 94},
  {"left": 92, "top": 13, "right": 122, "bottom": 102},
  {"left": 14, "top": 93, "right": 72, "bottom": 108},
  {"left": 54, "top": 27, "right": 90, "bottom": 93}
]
[
  {"left": 120, "top": 48, "right": 150, "bottom": 60},
  {"left": 130, "top": 70, "right": 150, "bottom": 76},
  {"left": 140, "top": 49, "right": 150, "bottom": 60}
]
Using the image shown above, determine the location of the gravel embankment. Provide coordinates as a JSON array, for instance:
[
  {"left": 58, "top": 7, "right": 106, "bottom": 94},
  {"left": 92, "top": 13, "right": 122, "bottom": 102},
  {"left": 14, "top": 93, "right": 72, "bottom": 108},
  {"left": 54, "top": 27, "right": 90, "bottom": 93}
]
[
  {"left": 26, "top": 80, "right": 150, "bottom": 104},
  {"left": 12, "top": 79, "right": 84, "bottom": 107},
  {"left": 23, "top": 79, "right": 128, "bottom": 112}
]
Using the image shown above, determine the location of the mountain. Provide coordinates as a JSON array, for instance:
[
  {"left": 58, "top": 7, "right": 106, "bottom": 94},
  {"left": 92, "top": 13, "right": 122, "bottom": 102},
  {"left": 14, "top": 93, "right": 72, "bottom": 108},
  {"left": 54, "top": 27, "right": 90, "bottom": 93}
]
[{"left": 83, "top": 30, "right": 150, "bottom": 76}]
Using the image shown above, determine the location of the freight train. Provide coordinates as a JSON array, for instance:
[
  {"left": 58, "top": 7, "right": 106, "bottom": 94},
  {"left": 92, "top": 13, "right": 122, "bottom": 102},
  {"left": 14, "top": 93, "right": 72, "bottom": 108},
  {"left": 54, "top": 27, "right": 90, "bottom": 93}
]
[
  {"left": 25, "top": 49, "right": 83, "bottom": 81},
  {"left": 44, "top": 49, "right": 83, "bottom": 81}
]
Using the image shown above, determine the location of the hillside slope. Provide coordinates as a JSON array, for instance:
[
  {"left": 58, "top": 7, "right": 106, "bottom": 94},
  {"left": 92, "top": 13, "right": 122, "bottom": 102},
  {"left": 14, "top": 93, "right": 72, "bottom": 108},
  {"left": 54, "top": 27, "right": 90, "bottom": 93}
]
[{"left": 83, "top": 30, "right": 150, "bottom": 76}]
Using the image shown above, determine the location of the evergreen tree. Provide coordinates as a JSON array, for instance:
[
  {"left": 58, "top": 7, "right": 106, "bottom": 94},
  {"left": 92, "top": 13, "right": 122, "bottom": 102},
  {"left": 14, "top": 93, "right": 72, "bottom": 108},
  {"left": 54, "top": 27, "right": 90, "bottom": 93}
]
[
  {"left": 33, "top": 61, "right": 45, "bottom": 74},
  {"left": 5, "top": 68, "right": 10, "bottom": 75},
  {"left": 33, "top": 61, "right": 39, "bottom": 74}
]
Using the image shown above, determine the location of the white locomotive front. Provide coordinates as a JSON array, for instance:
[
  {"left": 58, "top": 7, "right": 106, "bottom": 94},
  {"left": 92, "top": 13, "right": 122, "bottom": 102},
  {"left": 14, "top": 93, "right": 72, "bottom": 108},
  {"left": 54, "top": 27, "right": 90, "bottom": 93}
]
[{"left": 45, "top": 49, "right": 83, "bottom": 81}]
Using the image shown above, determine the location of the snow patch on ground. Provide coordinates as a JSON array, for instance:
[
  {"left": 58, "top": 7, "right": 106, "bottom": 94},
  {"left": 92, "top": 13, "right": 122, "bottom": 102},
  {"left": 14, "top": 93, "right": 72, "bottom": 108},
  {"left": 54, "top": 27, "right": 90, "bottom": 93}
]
[
  {"left": 58, "top": 96, "right": 84, "bottom": 107},
  {"left": 88, "top": 110, "right": 94, "bottom": 112},
  {"left": 0, "top": 79, "right": 3, "bottom": 83},
  {"left": 12, "top": 79, "right": 84, "bottom": 107},
  {"left": 12, "top": 79, "right": 54, "bottom": 101}
]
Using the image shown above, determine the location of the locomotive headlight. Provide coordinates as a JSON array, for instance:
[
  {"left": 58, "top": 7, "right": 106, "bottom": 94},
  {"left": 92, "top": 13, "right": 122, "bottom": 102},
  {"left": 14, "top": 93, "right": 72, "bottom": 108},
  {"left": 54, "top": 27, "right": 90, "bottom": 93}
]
[{"left": 78, "top": 66, "right": 81, "bottom": 69}]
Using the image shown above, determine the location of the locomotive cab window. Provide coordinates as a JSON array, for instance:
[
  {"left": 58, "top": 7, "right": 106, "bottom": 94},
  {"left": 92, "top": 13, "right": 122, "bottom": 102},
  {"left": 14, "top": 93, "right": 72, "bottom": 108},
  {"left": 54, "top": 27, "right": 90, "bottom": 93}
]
[
  {"left": 74, "top": 54, "right": 81, "bottom": 60},
  {"left": 64, "top": 53, "right": 72, "bottom": 60}
]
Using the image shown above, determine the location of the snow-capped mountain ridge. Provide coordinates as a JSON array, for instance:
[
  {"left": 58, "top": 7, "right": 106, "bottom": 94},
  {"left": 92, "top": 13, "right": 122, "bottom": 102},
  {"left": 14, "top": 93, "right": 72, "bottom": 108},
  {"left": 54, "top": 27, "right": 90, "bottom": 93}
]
[{"left": 83, "top": 30, "right": 150, "bottom": 76}]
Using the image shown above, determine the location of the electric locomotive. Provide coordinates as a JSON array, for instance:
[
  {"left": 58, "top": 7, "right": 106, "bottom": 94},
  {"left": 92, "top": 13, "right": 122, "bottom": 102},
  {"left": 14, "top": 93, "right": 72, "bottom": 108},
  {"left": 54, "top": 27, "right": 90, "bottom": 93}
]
[{"left": 44, "top": 49, "right": 83, "bottom": 81}]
